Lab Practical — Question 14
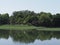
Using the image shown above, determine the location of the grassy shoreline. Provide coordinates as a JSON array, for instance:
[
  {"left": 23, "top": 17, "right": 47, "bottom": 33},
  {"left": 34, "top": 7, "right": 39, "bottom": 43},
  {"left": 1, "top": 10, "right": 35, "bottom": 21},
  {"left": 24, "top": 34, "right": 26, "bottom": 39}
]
[{"left": 0, "top": 25, "right": 60, "bottom": 31}]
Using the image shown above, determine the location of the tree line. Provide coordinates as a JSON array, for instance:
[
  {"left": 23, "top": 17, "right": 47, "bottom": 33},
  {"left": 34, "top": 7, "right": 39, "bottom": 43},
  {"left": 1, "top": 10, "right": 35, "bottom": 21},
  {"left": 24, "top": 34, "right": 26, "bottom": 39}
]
[{"left": 0, "top": 10, "right": 60, "bottom": 27}]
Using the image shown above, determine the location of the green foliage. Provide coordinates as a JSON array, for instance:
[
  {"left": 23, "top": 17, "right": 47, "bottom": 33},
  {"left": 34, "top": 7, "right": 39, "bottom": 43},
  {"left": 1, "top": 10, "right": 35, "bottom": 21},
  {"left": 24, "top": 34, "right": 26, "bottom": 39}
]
[
  {"left": 53, "top": 13, "right": 60, "bottom": 27},
  {"left": 38, "top": 12, "right": 52, "bottom": 26},
  {"left": 0, "top": 13, "right": 9, "bottom": 25},
  {"left": 0, "top": 10, "right": 60, "bottom": 27}
]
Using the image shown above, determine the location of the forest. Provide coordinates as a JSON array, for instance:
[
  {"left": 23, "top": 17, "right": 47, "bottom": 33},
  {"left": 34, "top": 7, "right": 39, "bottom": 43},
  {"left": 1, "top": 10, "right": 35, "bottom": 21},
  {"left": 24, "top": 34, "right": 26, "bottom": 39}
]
[{"left": 0, "top": 10, "right": 60, "bottom": 27}]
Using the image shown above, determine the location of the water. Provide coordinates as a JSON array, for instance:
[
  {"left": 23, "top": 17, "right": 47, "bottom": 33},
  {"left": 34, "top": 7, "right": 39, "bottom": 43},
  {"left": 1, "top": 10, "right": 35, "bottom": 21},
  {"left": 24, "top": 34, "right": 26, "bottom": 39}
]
[{"left": 0, "top": 30, "right": 60, "bottom": 45}]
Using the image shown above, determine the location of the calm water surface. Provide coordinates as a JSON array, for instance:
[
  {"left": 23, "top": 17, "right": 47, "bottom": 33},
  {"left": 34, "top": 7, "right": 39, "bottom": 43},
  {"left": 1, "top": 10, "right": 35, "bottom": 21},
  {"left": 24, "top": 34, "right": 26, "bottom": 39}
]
[{"left": 0, "top": 30, "right": 60, "bottom": 45}]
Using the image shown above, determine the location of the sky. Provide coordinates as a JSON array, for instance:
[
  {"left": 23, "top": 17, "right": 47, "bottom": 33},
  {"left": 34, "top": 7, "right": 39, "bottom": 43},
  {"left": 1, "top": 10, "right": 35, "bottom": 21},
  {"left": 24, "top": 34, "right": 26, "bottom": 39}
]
[{"left": 0, "top": 0, "right": 60, "bottom": 15}]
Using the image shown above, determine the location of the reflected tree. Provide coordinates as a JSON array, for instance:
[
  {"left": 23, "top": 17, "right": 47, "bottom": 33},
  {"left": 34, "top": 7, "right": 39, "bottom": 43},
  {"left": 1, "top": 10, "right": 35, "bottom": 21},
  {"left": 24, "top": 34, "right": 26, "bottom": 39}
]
[{"left": 0, "top": 30, "right": 60, "bottom": 43}]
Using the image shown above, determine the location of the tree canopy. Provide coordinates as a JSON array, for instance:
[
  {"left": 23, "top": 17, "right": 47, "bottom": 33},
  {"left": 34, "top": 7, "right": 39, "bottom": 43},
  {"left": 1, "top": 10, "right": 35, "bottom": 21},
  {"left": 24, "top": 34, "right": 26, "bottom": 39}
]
[{"left": 0, "top": 10, "right": 60, "bottom": 27}]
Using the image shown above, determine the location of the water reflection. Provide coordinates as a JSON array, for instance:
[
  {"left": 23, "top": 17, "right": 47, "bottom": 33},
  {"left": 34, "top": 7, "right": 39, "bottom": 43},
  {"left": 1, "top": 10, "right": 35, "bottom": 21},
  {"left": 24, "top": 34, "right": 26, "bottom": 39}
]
[
  {"left": 0, "top": 30, "right": 60, "bottom": 43},
  {"left": 0, "top": 30, "right": 9, "bottom": 39}
]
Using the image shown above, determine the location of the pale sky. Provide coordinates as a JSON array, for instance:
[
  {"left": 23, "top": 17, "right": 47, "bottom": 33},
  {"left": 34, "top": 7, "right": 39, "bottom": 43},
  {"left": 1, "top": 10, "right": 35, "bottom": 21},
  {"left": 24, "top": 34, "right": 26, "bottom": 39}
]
[{"left": 0, "top": 0, "right": 60, "bottom": 15}]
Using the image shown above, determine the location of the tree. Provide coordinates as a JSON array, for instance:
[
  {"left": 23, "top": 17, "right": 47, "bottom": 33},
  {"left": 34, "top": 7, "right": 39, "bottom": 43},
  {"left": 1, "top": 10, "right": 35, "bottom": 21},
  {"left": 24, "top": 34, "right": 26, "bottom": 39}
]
[
  {"left": 1, "top": 13, "right": 9, "bottom": 24},
  {"left": 38, "top": 12, "right": 52, "bottom": 27},
  {"left": 28, "top": 16, "right": 39, "bottom": 26},
  {"left": 53, "top": 13, "right": 60, "bottom": 27},
  {"left": 11, "top": 10, "right": 37, "bottom": 25}
]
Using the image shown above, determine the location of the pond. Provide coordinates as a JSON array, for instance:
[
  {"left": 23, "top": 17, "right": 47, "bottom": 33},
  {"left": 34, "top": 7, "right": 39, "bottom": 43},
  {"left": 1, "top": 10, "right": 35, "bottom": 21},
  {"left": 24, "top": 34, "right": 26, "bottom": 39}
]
[{"left": 0, "top": 30, "right": 60, "bottom": 45}]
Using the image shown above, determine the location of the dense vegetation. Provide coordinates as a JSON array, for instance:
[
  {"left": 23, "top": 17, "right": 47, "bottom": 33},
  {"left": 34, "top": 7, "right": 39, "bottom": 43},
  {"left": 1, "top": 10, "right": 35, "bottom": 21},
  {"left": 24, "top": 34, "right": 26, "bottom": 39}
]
[{"left": 0, "top": 10, "right": 60, "bottom": 27}]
